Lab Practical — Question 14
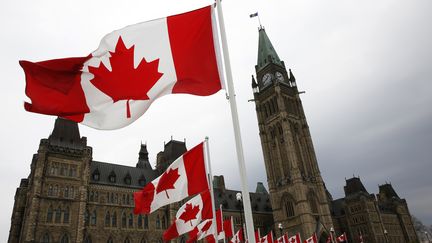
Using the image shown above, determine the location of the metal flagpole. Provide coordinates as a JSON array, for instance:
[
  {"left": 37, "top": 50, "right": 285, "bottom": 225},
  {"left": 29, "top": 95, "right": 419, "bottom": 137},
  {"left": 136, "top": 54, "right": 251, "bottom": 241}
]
[
  {"left": 214, "top": 1, "right": 256, "bottom": 243},
  {"left": 204, "top": 137, "right": 218, "bottom": 240}
]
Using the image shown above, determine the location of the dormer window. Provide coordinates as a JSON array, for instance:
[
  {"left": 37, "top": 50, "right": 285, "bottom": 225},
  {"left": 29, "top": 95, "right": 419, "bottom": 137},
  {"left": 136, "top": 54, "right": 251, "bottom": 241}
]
[
  {"left": 124, "top": 173, "right": 132, "bottom": 185},
  {"left": 92, "top": 169, "right": 100, "bottom": 181},
  {"left": 108, "top": 171, "right": 116, "bottom": 183},
  {"left": 138, "top": 175, "right": 146, "bottom": 187}
]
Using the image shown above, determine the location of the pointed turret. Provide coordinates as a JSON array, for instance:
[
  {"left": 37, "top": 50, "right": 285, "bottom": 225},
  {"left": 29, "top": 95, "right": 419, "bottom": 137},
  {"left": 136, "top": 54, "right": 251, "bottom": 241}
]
[
  {"left": 256, "top": 27, "right": 283, "bottom": 71},
  {"left": 136, "top": 143, "right": 152, "bottom": 169},
  {"left": 48, "top": 117, "right": 86, "bottom": 148}
]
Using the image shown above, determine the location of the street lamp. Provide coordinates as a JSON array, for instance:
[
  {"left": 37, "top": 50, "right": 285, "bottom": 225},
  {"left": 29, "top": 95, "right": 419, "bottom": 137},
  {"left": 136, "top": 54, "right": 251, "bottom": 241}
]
[
  {"left": 330, "top": 226, "right": 335, "bottom": 243},
  {"left": 236, "top": 192, "right": 244, "bottom": 239},
  {"left": 278, "top": 223, "right": 283, "bottom": 237},
  {"left": 384, "top": 229, "right": 388, "bottom": 243},
  {"left": 425, "top": 231, "right": 431, "bottom": 243}
]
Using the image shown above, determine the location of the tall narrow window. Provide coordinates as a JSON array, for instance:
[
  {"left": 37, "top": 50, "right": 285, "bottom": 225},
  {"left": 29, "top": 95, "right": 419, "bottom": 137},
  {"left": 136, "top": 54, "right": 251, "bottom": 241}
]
[
  {"left": 60, "top": 234, "right": 69, "bottom": 243},
  {"left": 41, "top": 233, "right": 51, "bottom": 243},
  {"left": 156, "top": 215, "right": 161, "bottom": 229},
  {"left": 112, "top": 212, "right": 117, "bottom": 227},
  {"left": 107, "top": 237, "right": 114, "bottom": 243},
  {"left": 84, "top": 235, "right": 92, "bottom": 243},
  {"left": 144, "top": 215, "right": 149, "bottom": 229},
  {"left": 138, "top": 215, "right": 143, "bottom": 228},
  {"left": 162, "top": 216, "right": 166, "bottom": 229},
  {"left": 91, "top": 210, "right": 97, "bottom": 226},
  {"left": 128, "top": 213, "right": 133, "bottom": 228},
  {"left": 124, "top": 238, "right": 131, "bottom": 243},
  {"left": 48, "top": 185, "right": 53, "bottom": 196},
  {"left": 47, "top": 206, "right": 53, "bottom": 223},
  {"left": 54, "top": 185, "right": 59, "bottom": 196},
  {"left": 122, "top": 212, "right": 127, "bottom": 228},
  {"left": 284, "top": 199, "right": 295, "bottom": 217},
  {"left": 64, "top": 187, "right": 69, "bottom": 198},
  {"left": 63, "top": 207, "right": 70, "bottom": 223},
  {"left": 55, "top": 207, "right": 62, "bottom": 223},
  {"left": 105, "top": 211, "right": 110, "bottom": 227}
]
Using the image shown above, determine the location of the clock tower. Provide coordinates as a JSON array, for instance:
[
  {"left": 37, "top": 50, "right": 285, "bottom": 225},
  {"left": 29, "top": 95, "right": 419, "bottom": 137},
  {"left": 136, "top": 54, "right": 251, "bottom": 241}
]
[{"left": 252, "top": 27, "right": 333, "bottom": 239}]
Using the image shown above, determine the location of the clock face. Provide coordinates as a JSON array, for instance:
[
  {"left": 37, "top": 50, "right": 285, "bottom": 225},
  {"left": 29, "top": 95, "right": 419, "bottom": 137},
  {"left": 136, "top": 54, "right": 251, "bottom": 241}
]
[
  {"left": 275, "top": 72, "right": 284, "bottom": 82},
  {"left": 262, "top": 73, "right": 272, "bottom": 86}
]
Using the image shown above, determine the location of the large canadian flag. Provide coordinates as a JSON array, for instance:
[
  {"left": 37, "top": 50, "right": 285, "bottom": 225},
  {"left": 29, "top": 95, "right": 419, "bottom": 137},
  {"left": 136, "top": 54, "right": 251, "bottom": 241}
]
[
  {"left": 134, "top": 142, "right": 208, "bottom": 214},
  {"left": 20, "top": 5, "right": 223, "bottom": 130},
  {"left": 164, "top": 190, "right": 213, "bottom": 241},
  {"left": 287, "top": 233, "right": 302, "bottom": 243}
]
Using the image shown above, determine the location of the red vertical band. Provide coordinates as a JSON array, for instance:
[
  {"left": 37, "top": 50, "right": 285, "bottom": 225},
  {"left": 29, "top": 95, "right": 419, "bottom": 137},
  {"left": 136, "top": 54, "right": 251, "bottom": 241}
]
[
  {"left": 167, "top": 5, "right": 222, "bottom": 96},
  {"left": 183, "top": 142, "right": 209, "bottom": 195}
]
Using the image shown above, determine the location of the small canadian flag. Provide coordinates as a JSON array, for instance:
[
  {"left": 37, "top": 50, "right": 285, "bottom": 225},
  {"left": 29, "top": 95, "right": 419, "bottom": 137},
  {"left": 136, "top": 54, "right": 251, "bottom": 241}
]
[
  {"left": 223, "top": 217, "right": 235, "bottom": 238},
  {"left": 304, "top": 233, "right": 317, "bottom": 243},
  {"left": 336, "top": 233, "right": 347, "bottom": 242},
  {"left": 287, "top": 233, "right": 302, "bottom": 243},
  {"left": 230, "top": 228, "right": 244, "bottom": 243},
  {"left": 261, "top": 231, "right": 274, "bottom": 243},
  {"left": 133, "top": 142, "right": 208, "bottom": 214},
  {"left": 216, "top": 207, "right": 225, "bottom": 240},
  {"left": 187, "top": 219, "right": 217, "bottom": 243},
  {"left": 163, "top": 190, "right": 213, "bottom": 241}
]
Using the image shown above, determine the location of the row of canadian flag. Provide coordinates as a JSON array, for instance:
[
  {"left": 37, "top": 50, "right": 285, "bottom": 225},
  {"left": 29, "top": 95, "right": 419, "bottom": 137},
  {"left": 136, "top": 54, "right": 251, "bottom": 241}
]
[{"left": 132, "top": 140, "right": 349, "bottom": 243}]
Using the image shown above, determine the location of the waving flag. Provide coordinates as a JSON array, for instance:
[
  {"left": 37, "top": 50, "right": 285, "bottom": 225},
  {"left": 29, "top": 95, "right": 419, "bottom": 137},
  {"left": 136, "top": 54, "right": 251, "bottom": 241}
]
[
  {"left": 134, "top": 142, "right": 208, "bottom": 214},
  {"left": 164, "top": 190, "right": 213, "bottom": 241},
  {"left": 223, "top": 217, "right": 234, "bottom": 238},
  {"left": 304, "top": 233, "right": 317, "bottom": 243},
  {"left": 287, "top": 233, "right": 302, "bottom": 243},
  {"left": 336, "top": 233, "right": 347, "bottom": 243},
  {"left": 20, "top": 5, "right": 223, "bottom": 130},
  {"left": 188, "top": 219, "right": 217, "bottom": 243}
]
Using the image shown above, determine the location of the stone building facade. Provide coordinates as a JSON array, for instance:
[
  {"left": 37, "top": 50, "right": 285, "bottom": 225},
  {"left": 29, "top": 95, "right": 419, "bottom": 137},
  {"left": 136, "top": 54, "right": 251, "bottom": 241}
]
[{"left": 8, "top": 118, "right": 273, "bottom": 243}]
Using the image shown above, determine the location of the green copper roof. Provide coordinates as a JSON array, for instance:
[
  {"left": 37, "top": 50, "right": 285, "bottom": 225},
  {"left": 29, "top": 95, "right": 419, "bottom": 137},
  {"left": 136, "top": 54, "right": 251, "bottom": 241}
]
[{"left": 257, "top": 28, "right": 282, "bottom": 71}]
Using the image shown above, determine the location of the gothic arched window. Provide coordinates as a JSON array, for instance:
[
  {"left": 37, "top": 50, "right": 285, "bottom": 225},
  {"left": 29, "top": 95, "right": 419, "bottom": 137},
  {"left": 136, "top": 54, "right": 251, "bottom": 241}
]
[
  {"left": 107, "top": 237, "right": 114, "bottom": 243},
  {"left": 108, "top": 171, "right": 116, "bottom": 183},
  {"left": 124, "top": 173, "right": 131, "bottom": 185},
  {"left": 47, "top": 206, "right": 53, "bottom": 223},
  {"left": 112, "top": 212, "right": 117, "bottom": 227},
  {"left": 144, "top": 215, "right": 149, "bottom": 229},
  {"left": 105, "top": 211, "right": 110, "bottom": 227},
  {"left": 55, "top": 207, "right": 62, "bottom": 223},
  {"left": 128, "top": 213, "right": 133, "bottom": 227},
  {"left": 91, "top": 210, "right": 97, "bottom": 226},
  {"left": 282, "top": 196, "right": 295, "bottom": 218},
  {"left": 54, "top": 185, "right": 59, "bottom": 196},
  {"left": 156, "top": 215, "right": 161, "bottom": 229},
  {"left": 121, "top": 212, "right": 127, "bottom": 228},
  {"left": 162, "top": 215, "right": 166, "bottom": 229},
  {"left": 41, "top": 233, "right": 51, "bottom": 243},
  {"left": 60, "top": 234, "right": 69, "bottom": 243},
  {"left": 140, "top": 238, "right": 147, "bottom": 243},
  {"left": 48, "top": 185, "right": 53, "bottom": 196},
  {"left": 124, "top": 237, "right": 131, "bottom": 243},
  {"left": 63, "top": 207, "right": 70, "bottom": 223},
  {"left": 138, "top": 215, "right": 143, "bottom": 228}
]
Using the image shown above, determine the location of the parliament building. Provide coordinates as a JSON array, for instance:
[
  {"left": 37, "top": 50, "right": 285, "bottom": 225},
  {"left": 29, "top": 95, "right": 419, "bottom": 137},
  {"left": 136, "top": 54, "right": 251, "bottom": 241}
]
[{"left": 8, "top": 27, "right": 418, "bottom": 243}]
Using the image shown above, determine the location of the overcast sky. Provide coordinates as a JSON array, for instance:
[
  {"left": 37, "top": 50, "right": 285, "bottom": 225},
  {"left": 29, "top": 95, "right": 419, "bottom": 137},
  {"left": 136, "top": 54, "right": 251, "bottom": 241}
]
[{"left": 1, "top": 0, "right": 431, "bottom": 241}]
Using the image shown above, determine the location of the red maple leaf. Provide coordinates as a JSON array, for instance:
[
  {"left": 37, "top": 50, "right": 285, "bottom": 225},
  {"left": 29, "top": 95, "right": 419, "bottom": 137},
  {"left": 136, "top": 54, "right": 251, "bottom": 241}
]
[
  {"left": 201, "top": 220, "right": 213, "bottom": 233},
  {"left": 179, "top": 203, "right": 201, "bottom": 226},
  {"left": 156, "top": 168, "right": 180, "bottom": 198},
  {"left": 89, "top": 36, "right": 163, "bottom": 118}
]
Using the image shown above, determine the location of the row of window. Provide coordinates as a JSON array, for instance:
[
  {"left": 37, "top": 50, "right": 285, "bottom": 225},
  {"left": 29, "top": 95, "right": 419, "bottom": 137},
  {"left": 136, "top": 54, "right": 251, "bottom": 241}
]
[
  {"left": 49, "top": 162, "right": 78, "bottom": 177},
  {"left": 41, "top": 233, "right": 148, "bottom": 243},
  {"left": 47, "top": 184, "right": 75, "bottom": 199},
  {"left": 102, "top": 210, "right": 167, "bottom": 230},
  {"left": 46, "top": 205, "right": 70, "bottom": 224},
  {"left": 261, "top": 97, "right": 279, "bottom": 119},
  {"left": 92, "top": 169, "right": 147, "bottom": 186}
]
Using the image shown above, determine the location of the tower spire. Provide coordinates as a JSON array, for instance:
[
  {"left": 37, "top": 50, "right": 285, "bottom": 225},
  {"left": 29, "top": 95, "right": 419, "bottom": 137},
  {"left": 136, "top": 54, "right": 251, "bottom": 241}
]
[{"left": 256, "top": 28, "right": 283, "bottom": 71}]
